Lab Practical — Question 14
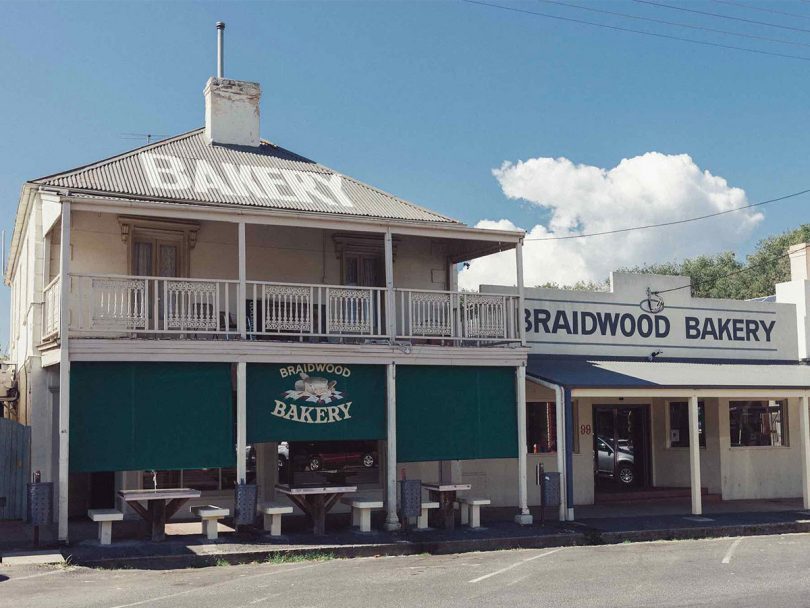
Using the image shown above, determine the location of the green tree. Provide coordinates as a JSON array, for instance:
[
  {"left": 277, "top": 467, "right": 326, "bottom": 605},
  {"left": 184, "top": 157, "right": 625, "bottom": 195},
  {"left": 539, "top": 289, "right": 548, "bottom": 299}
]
[{"left": 623, "top": 224, "right": 810, "bottom": 299}]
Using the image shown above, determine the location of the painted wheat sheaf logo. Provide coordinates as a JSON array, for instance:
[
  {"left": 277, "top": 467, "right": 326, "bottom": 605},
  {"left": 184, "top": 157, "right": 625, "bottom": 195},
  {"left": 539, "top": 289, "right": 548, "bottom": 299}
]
[
  {"left": 272, "top": 366, "right": 353, "bottom": 424},
  {"left": 283, "top": 373, "right": 344, "bottom": 404}
]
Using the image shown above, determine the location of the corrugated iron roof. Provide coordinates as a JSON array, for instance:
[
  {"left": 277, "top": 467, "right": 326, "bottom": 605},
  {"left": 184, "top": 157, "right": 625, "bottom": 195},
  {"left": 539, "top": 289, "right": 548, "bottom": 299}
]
[{"left": 32, "top": 129, "right": 459, "bottom": 224}]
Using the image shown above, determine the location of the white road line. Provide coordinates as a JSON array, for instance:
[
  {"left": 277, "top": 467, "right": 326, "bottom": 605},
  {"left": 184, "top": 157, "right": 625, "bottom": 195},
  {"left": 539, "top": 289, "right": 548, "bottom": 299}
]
[
  {"left": 3, "top": 568, "right": 70, "bottom": 582},
  {"left": 722, "top": 538, "right": 743, "bottom": 564},
  {"left": 468, "top": 548, "right": 563, "bottom": 583},
  {"left": 107, "top": 563, "right": 318, "bottom": 608}
]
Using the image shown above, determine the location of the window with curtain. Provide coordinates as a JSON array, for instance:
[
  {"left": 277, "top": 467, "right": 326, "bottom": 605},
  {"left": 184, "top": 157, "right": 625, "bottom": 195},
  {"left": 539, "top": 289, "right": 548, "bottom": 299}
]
[{"left": 527, "top": 402, "right": 557, "bottom": 453}]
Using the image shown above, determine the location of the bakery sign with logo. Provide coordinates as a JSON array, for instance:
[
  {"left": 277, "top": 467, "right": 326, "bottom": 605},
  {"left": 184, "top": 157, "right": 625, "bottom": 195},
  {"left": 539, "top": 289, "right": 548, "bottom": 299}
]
[{"left": 246, "top": 363, "right": 386, "bottom": 442}]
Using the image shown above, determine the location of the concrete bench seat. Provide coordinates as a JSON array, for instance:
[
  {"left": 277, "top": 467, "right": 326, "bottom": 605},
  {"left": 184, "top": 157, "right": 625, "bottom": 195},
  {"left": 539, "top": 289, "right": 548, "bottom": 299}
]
[
  {"left": 457, "top": 497, "right": 490, "bottom": 528},
  {"left": 341, "top": 497, "right": 383, "bottom": 533},
  {"left": 191, "top": 505, "right": 229, "bottom": 540},
  {"left": 259, "top": 501, "right": 294, "bottom": 537},
  {"left": 87, "top": 509, "right": 124, "bottom": 545},
  {"left": 416, "top": 501, "right": 440, "bottom": 530}
]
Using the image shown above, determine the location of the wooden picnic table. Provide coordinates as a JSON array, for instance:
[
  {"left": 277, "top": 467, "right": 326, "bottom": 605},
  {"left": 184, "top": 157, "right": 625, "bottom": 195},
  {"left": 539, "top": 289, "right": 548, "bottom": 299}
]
[
  {"left": 275, "top": 484, "right": 357, "bottom": 536},
  {"left": 422, "top": 482, "right": 471, "bottom": 530},
  {"left": 118, "top": 488, "right": 201, "bottom": 542}
]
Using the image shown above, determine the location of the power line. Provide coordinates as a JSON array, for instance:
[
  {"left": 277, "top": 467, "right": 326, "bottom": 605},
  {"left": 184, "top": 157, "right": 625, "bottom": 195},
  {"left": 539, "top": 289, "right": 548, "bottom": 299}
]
[
  {"left": 652, "top": 250, "right": 796, "bottom": 295},
  {"left": 523, "top": 188, "right": 810, "bottom": 241},
  {"left": 711, "top": 0, "right": 810, "bottom": 22},
  {"left": 632, "top": 0, "right": 810, "bottom": 35},
  {"left": 538, "top": 0, "right": 810, "bottom": 49},
  {"left": 461, "top": 0, "right": 810, "bottom": 62}
]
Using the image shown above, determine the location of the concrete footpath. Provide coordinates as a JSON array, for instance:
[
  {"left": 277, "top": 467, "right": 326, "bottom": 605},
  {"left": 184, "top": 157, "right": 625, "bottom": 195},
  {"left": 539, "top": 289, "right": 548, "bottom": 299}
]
[{"left": 5, "top": 503, "right": 810, "bottom": 569}]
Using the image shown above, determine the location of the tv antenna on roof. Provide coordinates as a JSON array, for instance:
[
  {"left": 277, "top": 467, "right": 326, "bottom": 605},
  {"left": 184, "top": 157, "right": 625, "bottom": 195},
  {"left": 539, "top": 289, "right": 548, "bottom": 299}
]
[{"left": 120, "top": 133, "right": 167, "bottom": 145}]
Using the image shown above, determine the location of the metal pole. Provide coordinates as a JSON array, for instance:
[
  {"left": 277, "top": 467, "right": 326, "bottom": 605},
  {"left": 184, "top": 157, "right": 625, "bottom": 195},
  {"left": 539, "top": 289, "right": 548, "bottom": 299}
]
[
  {"left": 238, "top": 221, "right": 246, "bottom": 338},
  {"left": 384, "top": 230, "right": 396, "bottom": 341},
  {"left": 236, "top": 361, "right": 247, "bottom": 483},
  {"left": 58, "top": 201, "right": 71, "bottom": 542},
  {"left": 216, "top": 22, "right": 225, "bottom": 78},
  {"left": 384, "top": 362, "right": 400, "bottom": 530},
  {"left": 688, "top": 394, "right": 702, "bottom": 515},
  {"left": 799, "top": 394, "right": 810, "bottom": 509},
  {"left": 516, "top": 238, "right": 525, "bottom": 346},
  {"left": 514, "top": 365, "right": 532, "bottom": 525}
]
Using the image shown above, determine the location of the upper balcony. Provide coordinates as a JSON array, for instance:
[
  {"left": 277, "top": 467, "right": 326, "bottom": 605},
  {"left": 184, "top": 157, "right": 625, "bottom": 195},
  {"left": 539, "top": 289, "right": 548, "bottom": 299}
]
[
  {"left": 39, "top": 210, "right": 525, "bottom": 349},
  {"left": 44, "top": 273, "right": 520, "bottom": 345}
]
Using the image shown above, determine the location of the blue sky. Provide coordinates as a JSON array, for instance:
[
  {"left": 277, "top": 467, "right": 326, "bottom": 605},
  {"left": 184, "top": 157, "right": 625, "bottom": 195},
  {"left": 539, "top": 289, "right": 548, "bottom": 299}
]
[{"left": 2, "top": 0, "right": 810, "bottom": 346}]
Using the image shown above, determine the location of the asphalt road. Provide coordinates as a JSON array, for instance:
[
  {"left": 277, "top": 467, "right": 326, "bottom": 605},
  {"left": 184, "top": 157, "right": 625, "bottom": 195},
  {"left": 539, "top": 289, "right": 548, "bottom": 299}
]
[{"left": 3, "top": 533, "right": 810, "bottom": 608}]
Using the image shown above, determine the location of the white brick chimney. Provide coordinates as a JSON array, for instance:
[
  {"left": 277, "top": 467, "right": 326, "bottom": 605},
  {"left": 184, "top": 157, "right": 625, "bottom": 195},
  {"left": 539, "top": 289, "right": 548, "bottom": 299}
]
[
  {"left": 776, "top": 242, "right": 810, "bottom": 361},
  {"left": 789, "top": 242, "right": 810, "bottom": 281},
  {"left": 203, "top": 77, "right": 261, "bottom": 147}
]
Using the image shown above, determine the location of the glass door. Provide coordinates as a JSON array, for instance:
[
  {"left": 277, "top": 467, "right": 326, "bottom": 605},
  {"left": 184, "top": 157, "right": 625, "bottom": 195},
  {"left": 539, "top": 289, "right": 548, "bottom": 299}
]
[{"left": 593, "top": 405, "right": 651, "bottom": 492}]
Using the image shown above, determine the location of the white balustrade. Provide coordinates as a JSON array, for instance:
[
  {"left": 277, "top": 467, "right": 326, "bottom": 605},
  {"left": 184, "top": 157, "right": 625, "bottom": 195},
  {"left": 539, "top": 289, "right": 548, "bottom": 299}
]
[
  {"left": 246, "top": 282, "right": 386, "bottom": 338},
  {"left": 42, "top": 276, "right": 61, "bottom": 340},
  {"left": 396, "top": 288, "right": 520, "bottom": 343},
  {"left": 69, "top": 274, "right": 239, "bottom": 337},
  {"left": 66, "top": 274, "right": 519, "bottom": 345},
  {"left": 88, "top": 276, "right": 148, "bottom": 331}
]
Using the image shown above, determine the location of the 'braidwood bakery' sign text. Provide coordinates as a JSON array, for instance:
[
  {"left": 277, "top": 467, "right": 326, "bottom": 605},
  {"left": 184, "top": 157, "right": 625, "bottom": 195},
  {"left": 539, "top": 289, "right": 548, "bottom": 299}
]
[
  {"left": 246, "top": 363, "right": 386, "bottom": 443},
  {"left": 272, "top": 364, "right": 353, "bottom": 424},
  {"left": 526, "top": 308, "right": 777, "bottom": 343},
  {"left": 483, "top": 272, "right": 799, "bottom": 361}
]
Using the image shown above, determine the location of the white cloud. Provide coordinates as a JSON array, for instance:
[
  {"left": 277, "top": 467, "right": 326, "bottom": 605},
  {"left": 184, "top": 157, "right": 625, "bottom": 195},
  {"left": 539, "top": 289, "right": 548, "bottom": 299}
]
[{"left": 458, "top": 152, "right": 763, "bottom": 290}]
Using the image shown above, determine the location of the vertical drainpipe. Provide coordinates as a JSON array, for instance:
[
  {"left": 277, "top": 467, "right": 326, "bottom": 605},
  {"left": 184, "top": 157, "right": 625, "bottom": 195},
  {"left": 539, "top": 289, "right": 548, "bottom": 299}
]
[{"left": 533, "top": 377, "right": 569, "bottom": 522}]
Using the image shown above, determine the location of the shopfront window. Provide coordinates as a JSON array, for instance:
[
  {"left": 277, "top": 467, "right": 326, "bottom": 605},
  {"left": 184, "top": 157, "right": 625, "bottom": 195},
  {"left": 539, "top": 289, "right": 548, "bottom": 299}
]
[
  {"left": 280, "top": 440, "right": 381, "bottom": 487},
  {"left": 527, "top": 402, "right": 557, "bottom": 453},
  {"left": 729, "top": 400, "right": 787, "bottom": 447},
  {"left": 143, "top": 446, "right": 256, "bottom": 492},
  {"left": 668, "top": 401, "right": 706, "bottom": 448}
]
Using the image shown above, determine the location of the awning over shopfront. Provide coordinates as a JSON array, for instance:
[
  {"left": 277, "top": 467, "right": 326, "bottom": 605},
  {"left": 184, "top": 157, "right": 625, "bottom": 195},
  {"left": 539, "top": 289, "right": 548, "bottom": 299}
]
[
  {"left": 396, "top": 366, "right": 518, "bottom": 462},
  {"left": 70, "top": 362, "right": 235, "bottom": 473},
  {"left": 526, "top": 356, "right": 810, "bottom": 394}
]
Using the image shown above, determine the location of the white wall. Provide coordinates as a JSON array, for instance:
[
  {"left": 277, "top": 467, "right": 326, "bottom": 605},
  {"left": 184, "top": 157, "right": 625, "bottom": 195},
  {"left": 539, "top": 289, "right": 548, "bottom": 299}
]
[
  {"left": 67, "top": 212, "right": 450, "bottom": 291},
  {"left": 719, "top": 397, "right": 803, "bottom": 500},
  {"left": 650, "top": 397, "right": 722, "bottom": 494}
]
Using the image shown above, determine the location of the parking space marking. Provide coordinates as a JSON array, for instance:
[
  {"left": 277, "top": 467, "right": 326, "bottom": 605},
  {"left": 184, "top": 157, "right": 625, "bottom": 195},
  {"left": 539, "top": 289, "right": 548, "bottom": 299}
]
[
  {"left": 468, "top": 548, "right": 563, "bottom": 583},
  {"left": 108, "top": 563, "right": 319, "bottom": 608},
  {"left": 722, "top": 538, "right": 743, "bottom": 564}
]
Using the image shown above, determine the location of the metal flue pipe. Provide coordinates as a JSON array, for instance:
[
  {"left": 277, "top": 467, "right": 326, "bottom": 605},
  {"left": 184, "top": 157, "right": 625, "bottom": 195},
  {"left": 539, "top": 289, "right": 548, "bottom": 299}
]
[{"left": 216, "top": 21, "right": 225, "bottom": 78}]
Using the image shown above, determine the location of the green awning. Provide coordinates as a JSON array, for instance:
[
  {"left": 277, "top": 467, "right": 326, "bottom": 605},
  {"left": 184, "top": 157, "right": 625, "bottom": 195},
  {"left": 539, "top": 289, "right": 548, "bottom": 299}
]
[
  {"left": 70, "top": 362, "right": 235, "bottom": 473},
  {"left": 396, "top": 366, "right": 518, "bottom": 462},
  {"left": 247, "top": 363, "right": 386, "bottom": 443}
]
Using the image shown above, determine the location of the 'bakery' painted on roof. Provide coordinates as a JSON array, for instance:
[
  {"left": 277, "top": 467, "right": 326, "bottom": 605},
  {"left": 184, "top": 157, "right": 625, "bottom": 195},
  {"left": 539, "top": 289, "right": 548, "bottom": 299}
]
[{"left": 141, "top": 153, "right": 355, "bottom": 208}]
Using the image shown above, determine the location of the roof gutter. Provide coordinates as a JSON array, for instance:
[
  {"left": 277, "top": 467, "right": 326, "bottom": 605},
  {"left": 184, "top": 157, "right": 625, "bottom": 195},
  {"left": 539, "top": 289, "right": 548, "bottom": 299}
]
[
  {"left": 5, "top": 184, "right": 37, "bottom": 285},
  {"left": 59, "top": 190, "right": 525, "bottom": 243}
]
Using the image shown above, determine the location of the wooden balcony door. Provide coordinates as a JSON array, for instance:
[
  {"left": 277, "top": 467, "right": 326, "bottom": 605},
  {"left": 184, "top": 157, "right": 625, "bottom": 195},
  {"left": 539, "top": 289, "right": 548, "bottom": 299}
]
[{"left": 132, "top": 235, "right": 183, "bottom": 330}]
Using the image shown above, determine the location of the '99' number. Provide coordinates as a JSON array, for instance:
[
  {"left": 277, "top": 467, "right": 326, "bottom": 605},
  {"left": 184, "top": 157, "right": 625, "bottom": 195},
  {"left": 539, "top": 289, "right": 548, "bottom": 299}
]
[{"left": 580, "top": 424, "right": 592, "bottom": 436}]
